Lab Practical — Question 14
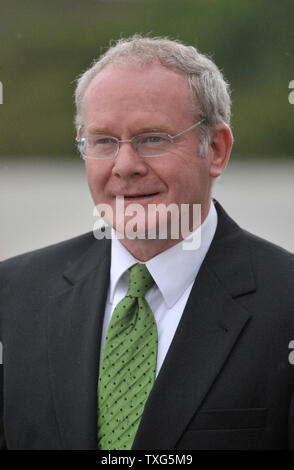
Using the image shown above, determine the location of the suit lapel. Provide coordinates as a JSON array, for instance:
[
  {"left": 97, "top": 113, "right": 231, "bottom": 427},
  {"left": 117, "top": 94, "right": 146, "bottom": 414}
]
[
  {"left": 47, "top": 238, "right": 111, "bottom": 449},
  {"left": 132, "top": 202, "right": 256, "bottom": 449}
]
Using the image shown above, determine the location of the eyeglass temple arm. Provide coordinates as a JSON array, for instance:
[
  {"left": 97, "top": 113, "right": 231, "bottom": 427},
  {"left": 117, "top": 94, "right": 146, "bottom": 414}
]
[{"left": 171, "top": 119, "right": 205, "bottom": 140}]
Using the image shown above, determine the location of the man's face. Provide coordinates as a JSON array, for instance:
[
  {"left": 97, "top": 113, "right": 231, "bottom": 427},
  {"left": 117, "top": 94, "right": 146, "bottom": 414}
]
[{"left": 82, "top": 63, "right": 214, "bottom": 238}]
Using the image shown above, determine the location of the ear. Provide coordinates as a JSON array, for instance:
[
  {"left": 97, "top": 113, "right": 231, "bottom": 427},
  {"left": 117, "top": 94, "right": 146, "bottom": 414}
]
[
  {"left": 207, "top": 123, "right": 233, "bottom": 178},
  {"left": 77, "top": 126, "right": 83, "bottom": 140}
]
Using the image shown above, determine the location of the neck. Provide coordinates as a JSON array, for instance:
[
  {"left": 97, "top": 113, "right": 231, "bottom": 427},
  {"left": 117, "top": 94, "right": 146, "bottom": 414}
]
[
  {"left": 114, "top": 200, "right": 211, "bottom": 261},
  {"left": 117, "top": 237, "right": 183, "bottom": 261}
]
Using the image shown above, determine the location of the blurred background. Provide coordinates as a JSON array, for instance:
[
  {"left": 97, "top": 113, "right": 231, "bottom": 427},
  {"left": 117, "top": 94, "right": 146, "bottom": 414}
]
[{"left": 0, "top": 0, "right": 293, "bottom": 260}]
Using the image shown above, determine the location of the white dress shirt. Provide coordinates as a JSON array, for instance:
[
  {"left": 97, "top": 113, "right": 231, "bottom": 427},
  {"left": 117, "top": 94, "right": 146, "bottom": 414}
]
[{"left": 100, "top": 201, "right": 218, "bottom": 377}]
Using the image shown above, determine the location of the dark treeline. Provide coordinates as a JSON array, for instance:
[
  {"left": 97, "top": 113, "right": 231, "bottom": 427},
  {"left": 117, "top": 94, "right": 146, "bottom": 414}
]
[{"left": 0, "top": 0, "right": 293, "bottom": 159}]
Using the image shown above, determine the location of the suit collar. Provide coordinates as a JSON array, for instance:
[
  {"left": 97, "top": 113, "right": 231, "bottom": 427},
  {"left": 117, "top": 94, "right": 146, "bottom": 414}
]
[
  {"left": 63, "top": 237, "right": 111, "bottom": 285},
  {"left": 207, "top": 200, "right": 256, "bottom": 298}
]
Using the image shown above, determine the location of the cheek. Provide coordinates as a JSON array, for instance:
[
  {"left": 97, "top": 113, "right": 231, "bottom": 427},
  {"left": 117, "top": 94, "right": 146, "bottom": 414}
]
[
  {"left": 166, "top": 160, "right": 197, "bottom": 190},
  {"left": 85, "top": 162, "right": 111, "bottom": 194},
  {"left": 85, "top": 168, "right": 110, "bottom": 207},
  {"left": 170, "top": 162, "right": 208, "bottom": 202}
]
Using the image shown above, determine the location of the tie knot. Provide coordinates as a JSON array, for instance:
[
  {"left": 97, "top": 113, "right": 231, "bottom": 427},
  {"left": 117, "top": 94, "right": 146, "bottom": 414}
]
[{"left": 127, "top": 263, "right": 154, "bottom": 298}]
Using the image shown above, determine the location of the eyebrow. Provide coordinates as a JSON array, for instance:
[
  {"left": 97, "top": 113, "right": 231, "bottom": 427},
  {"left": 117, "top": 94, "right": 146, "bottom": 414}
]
[
  {"left": 137, "top": 126, "right": 171, "bottom": 134},
  {"left": 86, "top": 126, "right": 172, "bottom": 136},
  {"left": 87, "top": 127, "right": 109, "bottom": 134}
]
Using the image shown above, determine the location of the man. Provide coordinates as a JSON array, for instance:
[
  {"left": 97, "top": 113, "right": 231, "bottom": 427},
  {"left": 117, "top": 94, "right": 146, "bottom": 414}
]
[{"left": 0, "top": 35, "right": 294, "bottom": 450}]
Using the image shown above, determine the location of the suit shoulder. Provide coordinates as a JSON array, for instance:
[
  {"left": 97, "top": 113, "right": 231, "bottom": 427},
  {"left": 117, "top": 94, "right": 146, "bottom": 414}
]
[
  {"left": 0, "top": 232, "right": 97, "bottom": 289},
  {"left": 244, "top": 229, "right": 293, "bottom": 263},
  {"left": 244, "top": 229, "right": 294, "bottom": 287}
]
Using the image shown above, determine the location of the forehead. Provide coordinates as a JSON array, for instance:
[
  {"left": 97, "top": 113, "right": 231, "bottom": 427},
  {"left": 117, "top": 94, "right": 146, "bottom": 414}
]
[{"left": 82, "top": 63, "right": 195, "bottom": 128}]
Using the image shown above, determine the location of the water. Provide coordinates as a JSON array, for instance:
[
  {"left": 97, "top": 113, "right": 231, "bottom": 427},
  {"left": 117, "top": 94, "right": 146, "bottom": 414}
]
[{"left": 0, "top": 158, "right": 293, "bottom": 260}]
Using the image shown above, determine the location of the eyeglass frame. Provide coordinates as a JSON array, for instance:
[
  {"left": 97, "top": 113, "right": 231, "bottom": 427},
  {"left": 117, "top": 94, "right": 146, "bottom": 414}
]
[{"left": 76, "top": 118, "right": 205, "bottom": 160}]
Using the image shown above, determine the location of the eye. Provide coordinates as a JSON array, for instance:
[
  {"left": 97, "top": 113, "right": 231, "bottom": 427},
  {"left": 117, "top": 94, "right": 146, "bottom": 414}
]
[
  {"left": 139, "top": 134, "right": 169, "bottom": 145},
  {"left": 145, "top": 135, "right": 164, "bottom": 143},
  {"left": 93, "top": 136, "right": 115, "bottom": 145}
]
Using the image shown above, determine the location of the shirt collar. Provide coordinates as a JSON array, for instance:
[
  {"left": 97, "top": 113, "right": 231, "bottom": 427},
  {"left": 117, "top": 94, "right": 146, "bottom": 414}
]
[{"left": 109, "top": 201, "right": 217, "bottom": 308}]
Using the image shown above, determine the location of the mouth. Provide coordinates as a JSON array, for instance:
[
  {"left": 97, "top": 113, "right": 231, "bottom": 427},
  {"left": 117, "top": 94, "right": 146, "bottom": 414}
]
[{"left": 118, "top": 192, "right": 160, "bottom": 200}]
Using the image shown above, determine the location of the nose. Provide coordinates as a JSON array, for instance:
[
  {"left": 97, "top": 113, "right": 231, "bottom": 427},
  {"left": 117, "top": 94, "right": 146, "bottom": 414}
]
[{"left": 111, "top": 141, "right": 148, "bottom": 179}]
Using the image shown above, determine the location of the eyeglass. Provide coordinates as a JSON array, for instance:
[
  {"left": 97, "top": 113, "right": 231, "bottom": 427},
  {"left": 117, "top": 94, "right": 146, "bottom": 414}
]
[{"left": 76, "top": 119, "right": 204, "bottom": 160}]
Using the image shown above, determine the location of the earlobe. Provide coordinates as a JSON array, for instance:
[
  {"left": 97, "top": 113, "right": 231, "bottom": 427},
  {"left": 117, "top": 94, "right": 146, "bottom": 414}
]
[{"left": 209, "top": 123, "right": 233, "bottom": 178}]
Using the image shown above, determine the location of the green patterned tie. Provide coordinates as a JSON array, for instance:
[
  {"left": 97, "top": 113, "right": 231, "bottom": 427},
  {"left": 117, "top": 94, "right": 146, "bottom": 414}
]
[{"left": 97, "top": 263, "right": 158, "bottom": 450}]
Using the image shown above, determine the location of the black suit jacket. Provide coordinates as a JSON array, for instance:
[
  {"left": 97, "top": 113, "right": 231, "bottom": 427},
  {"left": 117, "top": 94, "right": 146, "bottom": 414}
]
[{"left": 0, "top": 201, "right": 294, "bottom": 450}]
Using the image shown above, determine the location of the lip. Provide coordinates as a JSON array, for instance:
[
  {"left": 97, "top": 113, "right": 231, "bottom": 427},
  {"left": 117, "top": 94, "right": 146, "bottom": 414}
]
[{"left": 115, "top": 192, "right": 160, "bottom": 201}]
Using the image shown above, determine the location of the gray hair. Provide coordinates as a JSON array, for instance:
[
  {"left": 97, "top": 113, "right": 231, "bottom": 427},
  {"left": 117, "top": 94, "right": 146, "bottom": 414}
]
[{"left": 74, "top": 34, "right": 232, "bottom": 156}]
